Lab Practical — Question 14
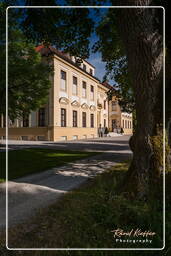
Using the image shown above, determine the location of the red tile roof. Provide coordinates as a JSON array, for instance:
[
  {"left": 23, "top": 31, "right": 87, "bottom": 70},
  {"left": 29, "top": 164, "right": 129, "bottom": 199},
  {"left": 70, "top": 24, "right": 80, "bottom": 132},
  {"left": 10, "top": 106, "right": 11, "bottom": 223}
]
[
  {"left": 35, "top": 45, "right": 99, "bottom": 81},
  {"left": 35, "top": 45, "right": 115, "bottom": 91}
]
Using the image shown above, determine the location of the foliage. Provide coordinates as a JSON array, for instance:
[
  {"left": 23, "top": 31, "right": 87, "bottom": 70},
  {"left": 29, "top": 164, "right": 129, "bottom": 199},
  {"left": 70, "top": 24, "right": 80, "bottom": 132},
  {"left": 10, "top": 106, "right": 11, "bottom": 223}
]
[
  {"left": 93, "top": 8, "right": 135, "bottom": 113},
  {"left": 0, "top": 2, "right": 53, "bottom": 119},
  {"left": 17, "top": 1, "right": 94, "bottom": 60}
]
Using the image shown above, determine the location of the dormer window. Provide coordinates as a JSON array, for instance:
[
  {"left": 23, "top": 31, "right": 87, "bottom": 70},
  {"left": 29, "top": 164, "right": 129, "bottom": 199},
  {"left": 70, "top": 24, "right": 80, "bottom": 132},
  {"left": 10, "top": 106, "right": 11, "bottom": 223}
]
[
  {"left": 90, "top": 68, "right": 93, "bottom": 75},
  {"left": 83, "top": 64, "right": 86, "bottom": 71}
]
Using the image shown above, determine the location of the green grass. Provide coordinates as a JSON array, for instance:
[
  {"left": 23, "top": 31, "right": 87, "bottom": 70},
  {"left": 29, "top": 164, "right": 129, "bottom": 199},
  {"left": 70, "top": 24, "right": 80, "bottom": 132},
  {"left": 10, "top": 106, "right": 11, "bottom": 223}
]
[
  {"left": 3, "top": 162, "right": 170, "bottom": 256},
  {"left": 0, "top": 148, "right": 98, "bottom": 181}
]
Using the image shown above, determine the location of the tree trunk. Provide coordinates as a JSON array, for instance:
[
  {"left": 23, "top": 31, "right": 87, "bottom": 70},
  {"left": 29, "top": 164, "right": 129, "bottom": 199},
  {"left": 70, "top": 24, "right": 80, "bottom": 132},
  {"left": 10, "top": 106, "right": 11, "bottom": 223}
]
[{"left": 115, "top": 0, "right": 163, "bottom": 199}]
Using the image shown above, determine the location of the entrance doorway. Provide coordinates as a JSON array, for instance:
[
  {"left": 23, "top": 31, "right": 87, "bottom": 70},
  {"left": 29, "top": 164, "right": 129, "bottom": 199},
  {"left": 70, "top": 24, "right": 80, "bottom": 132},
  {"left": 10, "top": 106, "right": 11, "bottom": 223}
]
[{"left": 112, "top": 119, "right": 117, "bottom": 131}]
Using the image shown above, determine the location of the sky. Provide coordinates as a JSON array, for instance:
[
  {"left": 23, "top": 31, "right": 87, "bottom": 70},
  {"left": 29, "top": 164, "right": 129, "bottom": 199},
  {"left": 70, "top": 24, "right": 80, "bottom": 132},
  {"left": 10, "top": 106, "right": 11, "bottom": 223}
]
[
  {"left": 87, "top": 31, "right": 107, "bottom": 83},
  {"left": 86, "top": 7, "right": 115, "bottom": 86},
  {"left": 88, "top": 52, "right": 107, "bottom": 82}
]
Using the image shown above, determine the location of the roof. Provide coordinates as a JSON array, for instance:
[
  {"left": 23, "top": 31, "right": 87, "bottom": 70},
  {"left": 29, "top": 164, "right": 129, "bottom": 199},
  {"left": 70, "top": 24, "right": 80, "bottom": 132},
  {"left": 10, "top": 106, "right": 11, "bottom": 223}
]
[
  {"left": 35, "top": 45, "right": 99, "bottom": 81},
  {"left": 101, "top": 81, "right": 115, "bottom": 90}
]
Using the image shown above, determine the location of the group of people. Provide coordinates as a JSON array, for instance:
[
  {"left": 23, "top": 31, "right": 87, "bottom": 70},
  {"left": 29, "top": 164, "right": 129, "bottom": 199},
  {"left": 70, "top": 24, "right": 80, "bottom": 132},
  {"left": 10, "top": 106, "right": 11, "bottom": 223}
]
[
  {"left": 98, "top": 124, "right": 109, "bottom": 137},
  {"left": 98, "top": 124, "right": 124, "bottom": 137}
]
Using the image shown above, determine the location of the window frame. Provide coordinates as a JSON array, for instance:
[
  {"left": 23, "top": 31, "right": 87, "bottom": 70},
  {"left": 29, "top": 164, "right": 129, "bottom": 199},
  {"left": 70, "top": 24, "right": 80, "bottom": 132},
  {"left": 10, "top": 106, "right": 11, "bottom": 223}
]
[
  {"left": 112, "top": 101, "right": 117, "bottom": 111},
  {"left": 82, "top": 81, "right": 87, "bottom": 98},
  {"left": 90, "top": 85, "right": 94, "bottom": 100},
  {"left": 83, "top": 64, "right": 86, "bottom": 71},
  {"left": 72, "top": 76, "right": 78, "bottom": 95},
  {"left": 61, "top": 108, "right": 67, "bottom": 127},
  {"left": 38, "top": 108, "right": 45, "bottom": 127},
  {"left": 82, "top": 112, "right": 86, "bottom": 127},
  {"left": 60, "top": 70, "right": 67, "bottom": 91},
  {"left": 73, "top": 110, "right": 78, "bottom": 127},
  {"left": 90, "top": 113, "right": 94, "bottom": 128}
]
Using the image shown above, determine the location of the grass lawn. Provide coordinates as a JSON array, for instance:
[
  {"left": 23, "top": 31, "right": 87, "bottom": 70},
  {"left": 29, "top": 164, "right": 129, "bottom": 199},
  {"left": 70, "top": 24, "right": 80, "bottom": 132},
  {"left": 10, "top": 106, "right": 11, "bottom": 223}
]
[
  {"left": 2, "top": 162, "right": 170, "bottom": 256},
  {"left": 0, "top": 148, "right": 98, "bottom": 182}
]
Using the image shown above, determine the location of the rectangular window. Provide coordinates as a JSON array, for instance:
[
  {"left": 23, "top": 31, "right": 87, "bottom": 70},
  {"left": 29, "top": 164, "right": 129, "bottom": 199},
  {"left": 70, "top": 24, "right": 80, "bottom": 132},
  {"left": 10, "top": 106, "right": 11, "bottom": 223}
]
[
  {"left": 23, "top": 114, "right": 29, "bottom": 127},
  {"left": 60, "top": 70, "right": 66, "bottom": 91},
  {"left": 104, "top": 119, "right": 106, "bottom": 127},
  {"left": 83, "top": 64, "right": 86, "bottom": 71},
  {"left": 61, "top": 108, "right": 66, "bottom": 127},
  {"left": 90, "top": 114, "right": 94, "bottom": 128},
  {"left": 90, "top": 68, "right": 93, "bottom": 75},
  {"left": 104, "top": 100, "right": 106, "bottom": 109},
  {"left": 82, "top": 112, "right": 86, "bottom": 127},
  {"left": 82, "top": 81, "right": 87, "bottom": 98},
  {"left": 37, "top": 136, "right": 46, "bottom": 141},
  {"left": 112, "top": 101, "right": 117, "bottom": 111},
  {"left": 61, "top": 136, "right": 67, "bottom": 141},
  {"left": 21, "top": 136, "right": 28, "bottom": 140},
  {"left": 72, "top": 76, "right": 78, "bottom": 95},
  {"left": 73, "top": 135, "right": 78, "bottom": 140},
  {"left": 90, "top": 85, "right": 94, "bottom": 100},
  {"left": 38, "top": 108, "right": 45, "bottom": 127},
  {"left": 73, "top": 110, "right": 77, "bottom": 127}
]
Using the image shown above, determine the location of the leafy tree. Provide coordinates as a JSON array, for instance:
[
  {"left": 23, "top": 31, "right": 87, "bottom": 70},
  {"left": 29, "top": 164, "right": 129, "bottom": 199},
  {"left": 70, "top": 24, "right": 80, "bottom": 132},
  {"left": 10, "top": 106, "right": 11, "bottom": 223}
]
[
  {"left": 19, "top": 1, "right": 94, "bottom": 60},
  {"left": 93, "top": 7, "right": 135, "bottom": 114},
  {"left": 0, "top": 2, "right": 53, "bottom": 119},
  {"left": 2, "top": 0, "right": 168, "bottom": 199}
]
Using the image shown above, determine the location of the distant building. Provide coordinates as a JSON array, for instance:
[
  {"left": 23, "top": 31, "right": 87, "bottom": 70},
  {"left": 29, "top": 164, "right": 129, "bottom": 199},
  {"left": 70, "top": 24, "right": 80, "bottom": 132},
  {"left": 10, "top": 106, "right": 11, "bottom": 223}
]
[
  {"left": 0, "top": 46, "right": 132, "bottom": 141},
  {"left": 108, "top": 93, "right": 133, "bottom": 135}
]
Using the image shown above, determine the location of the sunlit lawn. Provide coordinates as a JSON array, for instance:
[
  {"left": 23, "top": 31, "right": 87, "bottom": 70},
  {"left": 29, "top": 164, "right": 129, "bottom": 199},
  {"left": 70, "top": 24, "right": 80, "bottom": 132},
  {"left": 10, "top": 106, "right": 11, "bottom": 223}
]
[{"left": 0, "top": 148, "right": 98, "bottom": 182}]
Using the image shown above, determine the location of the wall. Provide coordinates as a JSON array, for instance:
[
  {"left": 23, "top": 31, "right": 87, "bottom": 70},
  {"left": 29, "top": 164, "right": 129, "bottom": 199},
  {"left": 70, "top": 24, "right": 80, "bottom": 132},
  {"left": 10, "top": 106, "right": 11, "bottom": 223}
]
[
  {"left": 53, "top": 127, "right": 97, "bottom": 141},
  {"left": 108, "top": 96, "right": 133, "bottom": 134},
  {"left": 97, "top": 84, "right": 109, "bottom": 128},
  {"left": 0, "top": 54, "right": 110, "bottom": 142},
  {"left": 0, "top": 127, "right": 53, "bottom": 141}
]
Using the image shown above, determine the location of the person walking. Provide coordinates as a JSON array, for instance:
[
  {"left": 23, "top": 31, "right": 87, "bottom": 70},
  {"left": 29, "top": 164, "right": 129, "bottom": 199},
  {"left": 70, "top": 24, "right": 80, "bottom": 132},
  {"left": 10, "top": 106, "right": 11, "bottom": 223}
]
[
  {"left": 104, "top": 127, "right": 109, "bottom": 137},
  {"left": 98, "top": 124, "right": 103, "bottom": 137}
]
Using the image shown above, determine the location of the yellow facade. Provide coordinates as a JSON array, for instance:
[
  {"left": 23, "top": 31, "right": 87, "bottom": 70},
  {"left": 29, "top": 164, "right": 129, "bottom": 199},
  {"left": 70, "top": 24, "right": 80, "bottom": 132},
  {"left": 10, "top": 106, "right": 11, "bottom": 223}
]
[
  {"left": 108, "top": 96, "right": 133, "bottom": 135},
  {"left": 0, "top": 47, "right": 132, "bottom": 141},
  {"left": 0, "top": 49, "right": 109, "bottom": 141}
]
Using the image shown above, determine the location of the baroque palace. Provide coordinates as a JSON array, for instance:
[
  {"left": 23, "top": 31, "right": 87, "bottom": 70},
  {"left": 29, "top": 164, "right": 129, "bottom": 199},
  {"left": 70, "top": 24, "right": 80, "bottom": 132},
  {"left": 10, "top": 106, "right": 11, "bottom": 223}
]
[{"left": 0, "top": 46, "right": 132, "bottom": 141}]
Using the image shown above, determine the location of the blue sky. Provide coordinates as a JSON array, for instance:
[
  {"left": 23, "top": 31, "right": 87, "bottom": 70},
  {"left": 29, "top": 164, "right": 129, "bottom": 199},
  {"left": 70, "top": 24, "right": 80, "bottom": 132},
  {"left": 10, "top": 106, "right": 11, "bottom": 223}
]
[
  {"left": 88, "top": 51, "right": 106, "bottom": 82},
  {"left": 87, "top": 30, "right": 107, "bottom": 83},
  {"left": 86, "top": 7, "right": 115, "bottom": 85}
]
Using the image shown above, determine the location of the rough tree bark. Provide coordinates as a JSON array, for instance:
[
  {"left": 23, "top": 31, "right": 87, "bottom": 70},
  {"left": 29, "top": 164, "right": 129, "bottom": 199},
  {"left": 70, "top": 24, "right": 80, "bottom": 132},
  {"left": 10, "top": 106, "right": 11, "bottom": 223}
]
[{"left": 115, "top": 0, "right": 163, "bottom": 199}]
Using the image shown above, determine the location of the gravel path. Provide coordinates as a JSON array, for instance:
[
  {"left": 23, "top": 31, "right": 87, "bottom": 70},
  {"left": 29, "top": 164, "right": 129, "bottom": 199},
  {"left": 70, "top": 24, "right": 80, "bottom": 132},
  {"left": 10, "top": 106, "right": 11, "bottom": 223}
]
[{"left": 0, "top": 136, "right": 132, "bottom": 229}]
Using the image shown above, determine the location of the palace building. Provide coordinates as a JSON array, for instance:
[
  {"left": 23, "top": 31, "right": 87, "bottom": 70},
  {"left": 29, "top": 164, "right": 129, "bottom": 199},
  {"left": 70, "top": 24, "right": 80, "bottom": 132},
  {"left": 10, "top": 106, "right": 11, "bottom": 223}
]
[
  {"left": 108, "top": 93, "right": 133, "bottom": 134},
  {"left": 0, "top": 46, "right": 132, "bottom": 141}
]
